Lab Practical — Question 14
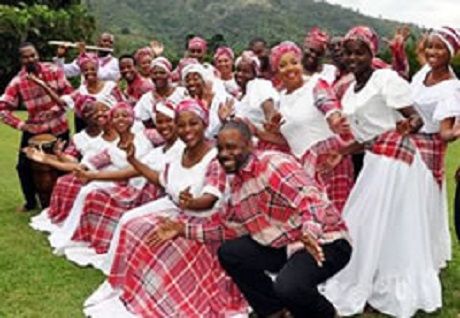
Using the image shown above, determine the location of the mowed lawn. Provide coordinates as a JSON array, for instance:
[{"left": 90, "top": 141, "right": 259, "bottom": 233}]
[{"left": 0, "top": 112, "right": 458, "bottom": 317}]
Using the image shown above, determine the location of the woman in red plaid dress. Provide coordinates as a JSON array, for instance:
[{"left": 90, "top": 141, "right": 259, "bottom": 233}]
[
  {"left": 84, "top": 99, "right": 247, "bottom": 318},
  {"left": 31, "top": 100, "right": 118, "bottom": 230},
  {"left": 323, "top": 26, "right": 442, "bottom": 317},
  {"left": 48, "top": 102, "right": 163, "bottom": 255},
  {"left": 251, "top": 41, "right": 354, "bottom": 213},
  {"left": 410, "top": 27, "right": 460, "bottom": 270},
  {"left": 63, "top": 102, "right": 185, "bottom": 268}
]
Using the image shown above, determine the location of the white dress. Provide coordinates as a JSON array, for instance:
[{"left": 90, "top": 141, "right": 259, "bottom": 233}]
[
  {"left": 410, "top": 64, "right": 460, "bottom": 270},
  {"left": 29, "top": 132, "right": 112, "bottom": 233},
  {"left": 133, "top": 87, "right": 187, "bottom": 131},
  {"left": 322, "top": 69, "right": 442, "bottom": 318},
  {"left": 48, "top": 130, "right": 159, "bottom": 255},
  {"left": 234, "top": 78, "right": 279, "bottom": 130},
  {"left": 83, "top": 148, "right": 227, "bottom": 317},
  {"left": 62, "top": 81, "right": 120, "bottom": 110},
  {"left": 64, "top": 138, "right": 186, "bottom": 269}
]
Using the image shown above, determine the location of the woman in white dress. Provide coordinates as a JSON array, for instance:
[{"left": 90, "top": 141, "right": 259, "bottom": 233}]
[
  {"left": 410, "top": 27, "right": 460, "bottom": 270},
  {"left": 213, "top": 46, "right": 240, "bottom": 97},
  {"left": 84, "top": 98, "right": 246, "bottom": 318},
  {"left": 322, "top": 26, "right": 442, "bottom": 317},
  {"left": 47, "top": 102, "right": 163, "bottom": 255}
]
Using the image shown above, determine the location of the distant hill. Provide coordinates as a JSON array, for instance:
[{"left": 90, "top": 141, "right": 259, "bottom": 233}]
[{"left": 85, "top": 0, "right": 418, "bottom": 60}]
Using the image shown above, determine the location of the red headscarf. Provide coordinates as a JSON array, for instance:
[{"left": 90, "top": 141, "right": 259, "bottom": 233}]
[
  {"left": 304, "top": 27, "right": 330, "bottom": 50},
  {"left": 188, "top": 36, "right": 208, "bottom": 52},
  {"left": 175, "top": 98, "right": 209, "bottom": 126},
  {"left": 270, "top": 41, "right": 302, "bottom": 71},
  {"left": 235, "top": 50, "right": 261, "bottom": 75},
  {"left": 151, "top": 56, "right": 173, "bottom": 74},
  {"left": 134, "top": 47, "right": 154, "bottom": 64},
  {"left": 431, "top": 26, "right": 460, "bottom": 57},
  {"left": 77, "top": 52, "right": 99, "bottom": 70},
  {"left": 110, "top": 101, "right": 135, "bottom": 125},
  {"left": 213, "top": 46, "right": 235, "bottom": 62},
  {"left": 344, "top": 25, "right": 380, "bottom": 56}
]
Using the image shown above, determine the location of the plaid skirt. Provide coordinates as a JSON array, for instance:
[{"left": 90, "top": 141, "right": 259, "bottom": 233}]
[
  {"left": 108, "top": 211, "right": 247, "bottom": 317},
  {"left": 47, "top": 174, "right": 83, "bottom": 223},
  {"left": 301, "top": 137, "right": 354, "bottom": 213},
  {"left": 71, "top": 182, "right": 163, "bottom": 254}
]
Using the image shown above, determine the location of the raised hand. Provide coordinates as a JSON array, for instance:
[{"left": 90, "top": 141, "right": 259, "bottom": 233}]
[
  {"left": 300, "top": 232, "right": 325, "bottom": 267},
  {"left": 328, "top": 113, "right": 351, "bottom": 136},
  {"left": 317, "top": 152, "right": 343, "bottom": 173},
  {"left": 201, "top": 81, "right": 215, "bottom": 109},
  {"left": 77, "top": 41, "right": 86, "bottom": 55},
  {"left": 150, "top": 40, "right": 165, "bottom": 57},
  {"left": 218, "top": 98, "right": 235, "bottom": 122},
  {"left": 119, "top": 140, "right": 136, "bottom": 161},
  {"left": 263, "top": 112, "right": 284, "bottom": 133},
  {"left": 22, "top": 147, "right": 46, "bottom": 163},
  {"left": 178, "top": 186, "right": 193, "bottom": 209}
]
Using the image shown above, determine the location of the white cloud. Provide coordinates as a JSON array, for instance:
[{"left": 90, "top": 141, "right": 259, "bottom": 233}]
[{"left": 325, "top": 0, "right": 460, "bottom": 28}]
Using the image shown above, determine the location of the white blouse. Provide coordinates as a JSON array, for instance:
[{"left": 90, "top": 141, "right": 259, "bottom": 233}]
[
  {"left": 235, "top": 78, "right": 279, "bottom": 129},
  {"left": 341, "top": 69, "right": 412, "bottom": 143},
  {"left": 411, "top": 64, "right": 460, "bottom": 133},
  {"left": 279, "top": 74, "right": 335, "bottom": 159}
]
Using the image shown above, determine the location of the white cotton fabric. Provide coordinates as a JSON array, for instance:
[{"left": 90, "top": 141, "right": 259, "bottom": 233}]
[
  {"left": 319, "top": 63, "right": 338, "bottom": 85},
  {"left": 411, "top": 64, "right": 460, "bottom": 133},
  {"left": 279, "top": 74, "right": 334, "bottom": 159},
  {"left": 321, "top": 152, "right": 442, "bottom": 317},
  {"left": 341, "top": 69, "right": 411, "bottom": 143},
  {"left": 133, "top": 87, "right": 187, "bottom": 123},
  {"left": 62, "top": 81, "right": 119, "bottom": 110},
  {"left": 234, "top": 78, "right": 279, "bottom": 129}
]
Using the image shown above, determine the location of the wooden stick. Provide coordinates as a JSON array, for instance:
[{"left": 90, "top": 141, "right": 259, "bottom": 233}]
[{"left": 48, "top": 41, "right": 113, "bottom": 53}]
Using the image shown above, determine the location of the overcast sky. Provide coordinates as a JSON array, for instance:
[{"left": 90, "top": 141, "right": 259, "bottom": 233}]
[{"left": 325, "top": 0, "right": 460, "bottom": 28}]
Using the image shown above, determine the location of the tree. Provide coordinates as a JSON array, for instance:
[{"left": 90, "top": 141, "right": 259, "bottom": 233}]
[{"left": 0, "top": 3, "right": 95, "bottom": 90}]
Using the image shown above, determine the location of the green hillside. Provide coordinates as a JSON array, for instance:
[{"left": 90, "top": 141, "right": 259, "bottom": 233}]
[{"left": 85, "top": 0, "right": 416, "bottom": 59}]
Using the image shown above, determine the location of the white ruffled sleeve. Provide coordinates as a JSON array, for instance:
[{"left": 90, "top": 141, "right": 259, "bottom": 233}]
[
  {"left": 380, "top": 69, "right": 413, "bottom": 109},
  {"left": 433, "top": 90, "right": 460, "bottom": 121}
]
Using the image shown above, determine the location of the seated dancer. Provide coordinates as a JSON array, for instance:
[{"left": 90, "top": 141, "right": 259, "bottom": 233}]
[
  {"left": 54, "top": 32, "right": 120, "bottom": 82},
  {"left": 84, "top": 99, "right": 247, "bottom": 318},
  {"left": 253, "top": 41, "right": 353, "bottom": 213},
  {"left": 213, "top": 46, "right": 240, "bottom": 97},
  {"left": 0, "top": 42, "right": 74, "bottom": 211},
  {"left": 146, "top": 120, "right": 352, "bottom": 318},
  {"left": 62, "top": 53, "right": 124, "bottom": 132},
  {"left": 182, "top": 63, "right": 233, "bottom": 138},
  {"left": 30, "top": 99, "right": 118, "bottom": 229},
  {"left": 118, "top": 54, "right": 154, "bottom": 106},
  {"left": 63, "top": 101, "right": 185, "bottom": 267},
  {"left": 322, "top": 26, "right": 442, "bottom": 317},
  {"left": 134, "top": 57, "right": 187, "bottom": 129},
  {"left": 48, "top": 102, "right": 163, "bottom": 254}
]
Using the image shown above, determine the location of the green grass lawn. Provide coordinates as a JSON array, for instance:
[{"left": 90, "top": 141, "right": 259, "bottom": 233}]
[{"left": 0, "top": 113, "right": 458, "bottom": 317}]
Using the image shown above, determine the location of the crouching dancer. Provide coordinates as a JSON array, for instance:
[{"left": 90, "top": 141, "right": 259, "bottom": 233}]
[{"left": 153, "top": 120, "right": 352, "bottom": 318}]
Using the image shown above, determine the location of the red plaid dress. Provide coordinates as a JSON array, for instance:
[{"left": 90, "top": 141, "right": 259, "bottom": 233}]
[
  {"left": 0, "top": 63, "right": 73, "bottom": 134},
  {"left": 71, "top": 182, "right": 163, "bottom": 253},
  {"left": 301, "top": 137, "right": 354, "bottom": 213},
  {"left": 371, "top": 130, "right": 446, "bottom": 187},
  {"left": 47, "top": 174, "right": 83, "bottom": 223},
  {"left": 107, "top": 158, "right": 247, "bottom": 317}
]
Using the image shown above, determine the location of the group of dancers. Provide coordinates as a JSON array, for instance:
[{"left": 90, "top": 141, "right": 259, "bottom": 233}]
[{"left": 1, "top": 23, "right": 460, "bottom": 318}]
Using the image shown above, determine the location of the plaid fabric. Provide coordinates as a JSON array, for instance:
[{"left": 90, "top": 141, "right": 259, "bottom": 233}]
[
  {"left": 371, "top": 130, "right": 417, "bottom": 165},
  {"left": 186, "top": 151, "right": 348, "bottom": 246},
  {"left": 87, "top": 149, "right": 112, "bottom": 170},
  {"left": 389, "top": 37, "right": 410, "bottom": 79},
  {"left": 411, "top": 133, "right": 446, "bottom": 187},
  {"left": 71, "top": 182, "right": 163, "bottom": 253},
  {"left": 125, "top": 74, "right": 154, "bottom": 106},
  {"left": 0, "top": 63, "right": 73, "bottom": 134},
  {"left": 370, "top": 130, "right": 446, "bottom": 187},
  {"left": 63, "top": 139, "right": 81, "bottom": 159},
  {"left": 301, "top": 137, "right": 354, "bottom": 213},
  {"left": 47, "top": 174, "right": 83, "bottom": 223},
  {"left": 332, "top": 72, "right": 354, "bottom": 101},
  {"left": 313, "top": 78, "right": 341, "bottom": 116},
  {"left": 108, "top": 212, "right": 246, "bottom": 317},
  {"left": 256, "top": 139, "right": 291, "bottom": 153}
]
